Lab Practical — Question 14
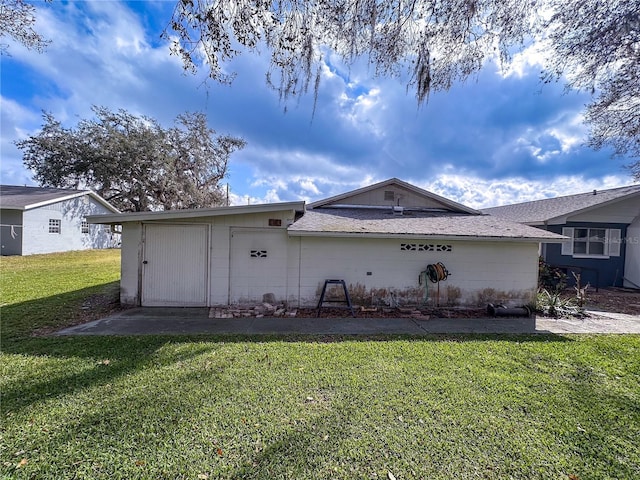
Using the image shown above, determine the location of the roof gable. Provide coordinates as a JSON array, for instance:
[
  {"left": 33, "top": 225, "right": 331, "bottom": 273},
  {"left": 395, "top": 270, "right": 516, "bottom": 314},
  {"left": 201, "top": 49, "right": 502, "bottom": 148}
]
[
  {"left": 0, "top": 185, "right": 119, "bottom": 213},
  {"left": 309, "top": 178, "right": 480, "bottom": 214}
]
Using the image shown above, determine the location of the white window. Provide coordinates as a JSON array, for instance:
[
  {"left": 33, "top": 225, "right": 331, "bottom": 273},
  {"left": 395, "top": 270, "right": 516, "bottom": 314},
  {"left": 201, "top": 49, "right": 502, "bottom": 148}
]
[
  {"left": 48, "top": 219, "right": 61, "bottom": 234},
  {"left": 81, "top": 220, "right": 89, "bottom": 234},
  {"left": 561, "top": 227, "right": 621, "bottom": 258}
]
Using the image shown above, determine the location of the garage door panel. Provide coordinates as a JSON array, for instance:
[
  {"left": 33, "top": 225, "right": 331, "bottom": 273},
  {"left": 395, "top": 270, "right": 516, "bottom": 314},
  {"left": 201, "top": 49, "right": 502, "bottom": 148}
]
[{"left": 142, "top": 224, "right": 208, "bottom": 306}]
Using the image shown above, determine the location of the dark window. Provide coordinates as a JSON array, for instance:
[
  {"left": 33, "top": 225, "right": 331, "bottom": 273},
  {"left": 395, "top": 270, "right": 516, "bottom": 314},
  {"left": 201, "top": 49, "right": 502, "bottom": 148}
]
[{"left": 574, "top": 228, "right": 606, "bottom": 255}]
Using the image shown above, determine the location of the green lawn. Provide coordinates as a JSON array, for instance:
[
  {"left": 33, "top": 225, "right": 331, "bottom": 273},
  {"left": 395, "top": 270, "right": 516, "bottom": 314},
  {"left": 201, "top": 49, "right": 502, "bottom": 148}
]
[{"left": 1, "top": 251, "right": 639, "bottom": 479}]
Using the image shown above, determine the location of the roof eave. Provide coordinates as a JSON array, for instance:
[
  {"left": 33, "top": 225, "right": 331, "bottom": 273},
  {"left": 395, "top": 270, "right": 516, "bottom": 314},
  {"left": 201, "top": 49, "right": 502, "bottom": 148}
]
[
  {"left": 547, "top": 190, "right": 640, "bottom": 223},
  {"left": 19, "top": 190, "right": 120, "bottom": 213},
  {"left": 286, "top": 230, "right": 565, "bottom": 243},
  {"left": 87, "top": 201, "right": 306, "bottom": 224}
]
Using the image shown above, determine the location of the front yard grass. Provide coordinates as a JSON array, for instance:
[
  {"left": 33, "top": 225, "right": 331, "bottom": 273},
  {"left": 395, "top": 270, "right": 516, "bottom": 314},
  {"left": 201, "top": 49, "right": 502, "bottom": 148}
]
[{"left": 1, "top": 250, "right": 639, "bottom": 479}]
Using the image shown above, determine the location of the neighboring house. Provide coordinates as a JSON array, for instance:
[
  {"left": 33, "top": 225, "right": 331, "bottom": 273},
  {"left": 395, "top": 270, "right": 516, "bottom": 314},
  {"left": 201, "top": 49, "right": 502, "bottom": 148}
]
[
  {"left": 0, "top": 185, "right": 120, "bottom": 256},
  {"left": 89, "top": 178, "right": 563, "bottom": 308},
  {"left": 483, "top": 185, "right": 640, "bottom": 289}
]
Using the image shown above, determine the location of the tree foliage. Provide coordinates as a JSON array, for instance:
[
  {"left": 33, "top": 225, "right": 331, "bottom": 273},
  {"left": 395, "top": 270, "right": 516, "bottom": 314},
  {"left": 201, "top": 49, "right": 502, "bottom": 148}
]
[
  {"left": 542, "top": 1, "right": 640, "bottom": 168},
  {"left": 165, "top": 0, "right": 640, "bottom": 174},
  {"left": 16, "top": 107, "right": 246, "bottom": 212},
  {"left": 0, "top": 0, "right": 50, "bottom": 53}
]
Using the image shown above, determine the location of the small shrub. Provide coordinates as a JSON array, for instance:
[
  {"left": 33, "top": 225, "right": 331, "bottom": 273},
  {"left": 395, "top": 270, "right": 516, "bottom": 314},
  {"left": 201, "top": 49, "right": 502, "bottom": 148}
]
[
  {"left": 535, "top": 288, "right": 584, "bottom": 318},
  {"left": 445, "top": 285, "right": 462, "bottom": 306},
  {"left": 538, "top": 257, "right": 567, "bottom": 292},
  {"left": 347, "top": 283, "right": 369, "bottom": 305},
  {"left": 474, "top": 288, "right": 498, "bottom": 306}
]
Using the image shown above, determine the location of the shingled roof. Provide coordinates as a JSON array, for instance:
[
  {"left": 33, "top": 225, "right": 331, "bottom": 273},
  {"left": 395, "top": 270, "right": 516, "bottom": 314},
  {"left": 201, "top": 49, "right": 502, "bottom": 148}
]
[
  {"left": 288, "top": 207, "right": 564, "bottom": 241},
  {"left": 482, "top": 185, "right": 640, "bottom": 225},
  {"left": 0, "top": 185, "right": 119, "bottom": 212}
]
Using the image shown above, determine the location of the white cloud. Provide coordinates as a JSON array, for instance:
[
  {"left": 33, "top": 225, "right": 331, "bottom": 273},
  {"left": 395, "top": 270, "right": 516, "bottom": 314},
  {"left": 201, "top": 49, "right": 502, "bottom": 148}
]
[
  {"left": 423, "top": 174, "right": 634, "bottom": 209},
  {"left": 501, "top": 40, "right": 549, "bottom": 79},
  {"left": 0, "top": 97, "right": 43, "bottom": 185}
]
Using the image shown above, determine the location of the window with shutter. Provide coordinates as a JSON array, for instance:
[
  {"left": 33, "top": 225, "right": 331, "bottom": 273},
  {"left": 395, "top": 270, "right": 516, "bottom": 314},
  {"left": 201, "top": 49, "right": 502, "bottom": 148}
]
[
  {"left": 561, "top": 227, "right": 573, "bottom": 255},
  {"left": 607, "top": 229, "right": 621, "bottom": 256},
  {"left": 562, "top": 227, "right": 621, "bottom": 258}
]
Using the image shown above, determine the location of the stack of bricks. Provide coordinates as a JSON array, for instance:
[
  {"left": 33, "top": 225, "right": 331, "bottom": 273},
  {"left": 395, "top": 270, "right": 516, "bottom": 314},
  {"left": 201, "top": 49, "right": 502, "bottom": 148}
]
[{"left": 209, "top": 303, "right": 297, "bottom": 319}]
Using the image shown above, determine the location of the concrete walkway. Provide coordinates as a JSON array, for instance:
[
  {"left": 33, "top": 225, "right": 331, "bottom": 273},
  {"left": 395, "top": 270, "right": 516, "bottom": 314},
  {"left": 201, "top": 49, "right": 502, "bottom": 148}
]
[{"left": 54, "top": 307, "right": 640, "bottom": 336}]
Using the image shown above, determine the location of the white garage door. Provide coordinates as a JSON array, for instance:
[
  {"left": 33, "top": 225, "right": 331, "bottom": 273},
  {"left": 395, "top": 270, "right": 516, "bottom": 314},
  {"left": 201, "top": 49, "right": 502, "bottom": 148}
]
[
  {"left": 142, "top": 224, "right": 208, "bottom": 306},
  {"left": 230, "top": 229, "right": 288, "bottom": 303}
]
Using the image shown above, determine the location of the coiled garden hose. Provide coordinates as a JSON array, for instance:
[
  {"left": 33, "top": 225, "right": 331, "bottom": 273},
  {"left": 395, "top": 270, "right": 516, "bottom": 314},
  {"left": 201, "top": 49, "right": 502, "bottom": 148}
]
[{"left": 426, "top": 262, "right": 450, "bottom": 283}]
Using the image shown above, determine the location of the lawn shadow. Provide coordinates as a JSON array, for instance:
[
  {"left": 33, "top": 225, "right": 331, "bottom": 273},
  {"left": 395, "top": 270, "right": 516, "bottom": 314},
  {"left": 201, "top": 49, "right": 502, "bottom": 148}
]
[
  {"left": 1, "top": 280, "right": 124, "bottom": 341},
  {"left": 2, "top": 284, "right": 571, "bottom": 415},
  {"left": 1, "top": 335, "right": 221, "bottom": 415}
]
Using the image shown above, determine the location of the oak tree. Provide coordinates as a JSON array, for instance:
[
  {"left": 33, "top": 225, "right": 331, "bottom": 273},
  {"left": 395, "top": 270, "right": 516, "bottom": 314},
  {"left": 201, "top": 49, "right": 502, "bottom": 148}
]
[
  {"left": 16, "top": 107, "right": 245, "bottom": 211},
  {"left": 0, "top": 0, "right": 50, "bottom": 53}
]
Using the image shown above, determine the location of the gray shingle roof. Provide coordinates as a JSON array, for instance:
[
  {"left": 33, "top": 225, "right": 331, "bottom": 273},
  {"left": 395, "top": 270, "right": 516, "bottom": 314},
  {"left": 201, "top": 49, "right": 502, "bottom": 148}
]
[
  {"left": 288, "top": 207, "right": 564, "bottom": 241},
  {"left": 0, "top": 185, "right": 89, "bottom": 209},
  {"left": 0, "top": 185, "right": 118, "bottom": 212},
  {"left": 483, "top": 185, "right": 640, "bottom": 224}
]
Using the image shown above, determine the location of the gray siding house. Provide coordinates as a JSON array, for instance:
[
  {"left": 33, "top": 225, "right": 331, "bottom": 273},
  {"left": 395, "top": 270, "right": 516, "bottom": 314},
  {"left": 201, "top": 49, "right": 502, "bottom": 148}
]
[
  {"left": 0, "top": 185, "right": 120, "bottom": 256},
  {"left": 484, "top": 185, "right": 640, "bottom": 289}
]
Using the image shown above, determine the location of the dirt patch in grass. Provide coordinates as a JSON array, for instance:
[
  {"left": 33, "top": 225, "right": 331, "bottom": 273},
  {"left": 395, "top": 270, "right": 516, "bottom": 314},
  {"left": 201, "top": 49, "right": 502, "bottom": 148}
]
[
  {"left": 584, "top": 287, "right": 640, "bottom": 315},
  {"left": 30, "top": 282, "right": 131, "bottom": 337}
]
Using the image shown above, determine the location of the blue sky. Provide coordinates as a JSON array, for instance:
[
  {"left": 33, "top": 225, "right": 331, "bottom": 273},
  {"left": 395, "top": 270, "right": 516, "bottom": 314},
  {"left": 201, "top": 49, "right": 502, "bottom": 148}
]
[{"left": 1, "top": 0, "right": 636, "bottom": 208}]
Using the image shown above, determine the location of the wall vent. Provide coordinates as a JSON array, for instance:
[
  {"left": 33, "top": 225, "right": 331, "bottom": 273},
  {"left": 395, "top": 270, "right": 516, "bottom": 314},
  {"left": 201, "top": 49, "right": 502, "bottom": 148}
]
[
  {"left": 268, "top": 218, "right": 282, "bottom": 226},
  {"left": 401, "top": 243, "right": 452, "bottom": 252},
  {"left": 384, "top": 190, "right": 395, "bottom": 201}
]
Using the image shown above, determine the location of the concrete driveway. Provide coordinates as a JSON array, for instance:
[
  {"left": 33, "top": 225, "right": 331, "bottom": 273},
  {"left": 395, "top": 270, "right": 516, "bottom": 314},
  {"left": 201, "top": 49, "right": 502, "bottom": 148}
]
[{"left": 54, "top": 307, "right": 640, "bottom": 336}]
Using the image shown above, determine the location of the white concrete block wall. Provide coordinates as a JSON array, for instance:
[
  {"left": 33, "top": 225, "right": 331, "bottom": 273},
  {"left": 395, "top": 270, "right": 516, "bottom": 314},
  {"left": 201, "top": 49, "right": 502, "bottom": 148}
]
[
  {"left": 22, "top": 197, "right": 117, "bottom": 255},
  {"left": 209, "top": 211, "right": 295, "bottom": 305},
  {"left": 296, "top": 237, "right": 539, "bottom": 307},
  {"left": 119, "top": 210, "right": 297, "bottom": 306},
  {"left": 118, "top": 213, "right": 540, "bottom": 308}
]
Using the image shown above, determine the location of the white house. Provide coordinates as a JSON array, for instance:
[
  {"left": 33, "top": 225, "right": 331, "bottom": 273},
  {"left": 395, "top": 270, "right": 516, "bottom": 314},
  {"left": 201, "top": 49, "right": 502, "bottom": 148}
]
[
  {"left": 88, "top": 178, "right": 564, "bottom": 308},
  {"left": 0, "top": 185, "right": 120, "bottom": 256}
]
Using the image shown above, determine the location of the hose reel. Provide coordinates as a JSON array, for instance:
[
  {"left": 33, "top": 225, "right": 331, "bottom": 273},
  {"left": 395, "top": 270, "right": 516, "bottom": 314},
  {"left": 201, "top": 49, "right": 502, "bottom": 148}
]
[
  {"left": 426, "top": 262, "right": 450, "bottom": 283},
  {"left": 419, "top": 262, "right": 451, "bottom": 306}
]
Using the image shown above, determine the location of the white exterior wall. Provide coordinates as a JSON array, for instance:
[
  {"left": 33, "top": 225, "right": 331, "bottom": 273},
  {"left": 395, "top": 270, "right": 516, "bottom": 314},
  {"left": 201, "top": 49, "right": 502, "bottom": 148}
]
[
  {"left": 118, "top": 209, "right": 296, "bottom": 306},
  {"left": 22, "top": 196, "right": 117, "bottom": 255},
  {"left": 118, "top": 213, "right": 540, "bottom": 308},
  {"left": 296, "top": 237, "right": 539, "bottom": 307},
  {"left": 208, "top": 210, "right": 295, "bottom": 305},
  {"left": 624, "top": 215, "right": 640, "bottom": 288},
  {"left": 560, "top": 196, "right": 640, "bottom": 225}
]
